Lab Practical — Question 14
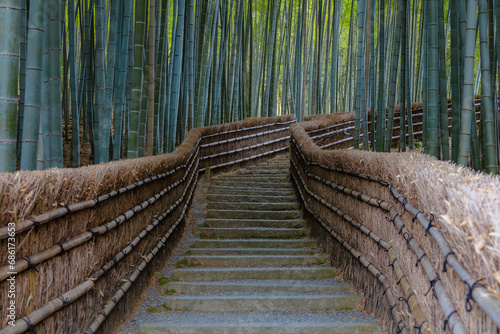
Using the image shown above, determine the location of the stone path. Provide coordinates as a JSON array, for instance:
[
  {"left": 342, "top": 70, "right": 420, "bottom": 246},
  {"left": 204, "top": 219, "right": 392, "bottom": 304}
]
[{"left": 119, "top": 155, "right": 381, "bottom": 334}]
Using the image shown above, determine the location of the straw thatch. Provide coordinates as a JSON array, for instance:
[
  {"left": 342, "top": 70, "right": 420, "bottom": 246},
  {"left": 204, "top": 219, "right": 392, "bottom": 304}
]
[
  {"left": 290, "top": 109, "right": 500, "bottom": 334},
  {"left": 0, "top": 115, "right": 294, "bottom": 333}
]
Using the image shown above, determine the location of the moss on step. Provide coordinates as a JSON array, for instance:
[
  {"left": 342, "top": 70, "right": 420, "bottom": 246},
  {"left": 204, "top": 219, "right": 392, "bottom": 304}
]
[{"left": 175, "top": 258, "right": 200, "bottom": 268}]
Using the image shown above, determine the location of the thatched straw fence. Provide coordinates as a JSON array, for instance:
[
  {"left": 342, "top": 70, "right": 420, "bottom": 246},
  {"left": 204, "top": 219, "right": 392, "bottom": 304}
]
[
  {"left": 0, "top": 115, "right": 294, "bottom": 334},
  {"left": 291, "top": 107, "right": 500, "bottom": 334}
]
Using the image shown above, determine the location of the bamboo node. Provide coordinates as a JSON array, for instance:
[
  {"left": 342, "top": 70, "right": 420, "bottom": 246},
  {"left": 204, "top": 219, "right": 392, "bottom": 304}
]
[
  {"left": 442, "top": 252, "right": 455, "bottom": 273},
  {"left": 57, "top": 243, "right": 66, "bottom": 255},
  {"left": 20, "top": 316, "right": 35, "bottom": 333}
]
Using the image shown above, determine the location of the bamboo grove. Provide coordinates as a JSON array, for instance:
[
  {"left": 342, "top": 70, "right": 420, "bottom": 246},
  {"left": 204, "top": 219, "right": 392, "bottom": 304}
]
[{"left": 0, "top": 0, "right": 499, "bottom": 173}]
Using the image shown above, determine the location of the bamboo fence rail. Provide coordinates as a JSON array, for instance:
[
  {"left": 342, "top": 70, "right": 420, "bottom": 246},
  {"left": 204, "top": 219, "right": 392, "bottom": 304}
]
[
  {"left": 290, "top": 108, "right": 500, "bottom": 333},
  {"left": 0, "top": 115, "right": 294, "bottom": 333}
]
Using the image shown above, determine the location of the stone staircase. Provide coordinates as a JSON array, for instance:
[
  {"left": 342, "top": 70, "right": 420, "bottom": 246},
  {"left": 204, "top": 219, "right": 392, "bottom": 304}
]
[{"left": 140, "top": 156, "right": 381, "bottom": 333}]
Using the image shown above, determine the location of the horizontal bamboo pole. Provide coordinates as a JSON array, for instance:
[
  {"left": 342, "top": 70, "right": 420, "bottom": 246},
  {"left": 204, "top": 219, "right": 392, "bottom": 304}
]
[
  {"left": 92, "top": 158, "right": 199, "bottom": 281},
  {"left": 200, "top": 127, "right": 290, "bottom": 149},
  {"left": 289, "top": 159, "right": 409, "bottom": 334},
  {"left": 291, "top": 140, "right": 466, "bottom": 333},
  {"left": 0, "top": 155, "right": 201, "bottom": 334},
  {"left": 0, "top": 143, "right": 201, "bottom": 239},
  {"left": 290, "top": 152, "right": 428, "bottom": 330},
  {"left": 200, "top": 136, "right": 290, "bottom": 161},
  {"left": 0, "top": 280, "right": 95, "bottom": 334},
  {"left": 308, "top": 158, "right": 500, "bottom": 330},
  {"left": 201, "top": 120, "right": 295, "bottom": 140},
  {"left": 199, "top": 146, "right": 288, "bottom": 173},
  {"left": 0, "top": 150, "right": 200, "bottom": 282},
  {"left": 85, "top": 165, "right": 199, "bottom": 333},
  {"left": 306, "top": 120, "right": 356, "bottom": 135},
  {"left": 311, "top": 126, "right": 355, "bottom": 142},
  {"left": 390, "top": 186, "right": 500, "bottom": 330}
]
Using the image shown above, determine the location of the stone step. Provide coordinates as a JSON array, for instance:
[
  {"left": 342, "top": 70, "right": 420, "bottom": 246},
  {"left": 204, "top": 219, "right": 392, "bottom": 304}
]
[
  {"left": 213, "top": 175, "right": 289, "bottom": 182},
  {"left": 207, "top": 186, "right": 295, "bottom": 196},
  {"left": 185, "top": 248, "right": 319, "bottom": 256},
  {"left": 206, "top": 194, "right": 296, "bottom": 203},
  {"left": 209, "top": 180, "right": 293, "bottom": 189},
  {"left": 165, "top": 279, "right": 350, "bottom": 294},
  {"left": 173, "top": 266, "right": 336, "bottom": 281},
  {"left": 139, "top": 311, "right": 381, "bottom": 334},
  {"left": 204, "top": 218, "right": 305, "bottom": 228},
  {"left": 191, "top": 239, "right": 318, "bottom": 249},
  {"left": 207, "top": 202, "right": 300, "bottom": 211},
  {"left": 181, "top": 254, "right": 327, "bottom": 267},
  {"left": 250, "top": 165, "right": 289, "bottom": 169},
  {"left": 161, "top": 292, "right": 361, "bottom": 312},
  {"left": 232, "top": 168, "right": 289, "bottom": 175},
  {"left": 205, "top": 210, "right": 301, "bottom": 220},
  {"left": 199, "top": 227, "right": 307, "bottom": 239}
]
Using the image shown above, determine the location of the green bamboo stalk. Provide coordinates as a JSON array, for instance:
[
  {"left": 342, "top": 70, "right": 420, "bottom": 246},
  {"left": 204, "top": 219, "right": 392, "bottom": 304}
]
[
  {"left": 167, "top": 0, "right": 186, "bottom": 152},
  {"left": 146, "top": 0, "right": 156, "bottom": 156},
  {"left": 399, "top": 0, "right": 407, "bottom": 152},
  {"left": 17, "top": 0, "right": 27, "bottom": 161},
  {"left": 450, "top": 0, "right": 461, "bottom": 162},
  {"left": 20, "top": 0, "right": 45, "bottom": 170},
  {"left": 355, "top": 0, "right": 367, "bottom": 149},
  {"left": 45, "top": 0, "right": 64, "bottom": 168},
  {"left": 438, "top": 0, "right": 449, "bottom": 160},
  {"left": 422, "top": 0, "right": 428, "bottom": 149},
  {"left": 128, "top": 0, "right": 147, "bottom": 159},
  {"left": 181, "top": 0, "right": 194, "bottom": 138},
  {"left": 368, "top": 0, "right": 376, "bottom": 148},
  {"left": 94, "top": 0, "right": 106, "bottom": 163},
  {"left": 375, "top": 0, "right": 385, "bottom": 152},
  {"left": 0, "top": 0, "right": 22, "bottom": 172},
  {"left": 457, "top": 0, "right": 478, "bottom": 166},
  {"left": 478, "top": 0, "right": 498, "bottom": 173},
  {"left": 405, "top": 0, "right": 413, "bottom": 151},
  {"left": 68, "top": 0, "right": 80, "bottom": 167},
  {"left": 495, "top": 0, "right": 500, "bottom": 166},
  {"left": 113, "top": 0, "right": 133, "bottom": 160},
  {"left": 262, "top": 0, "right": 281, "bottom": 118},
  {"left": 426, "top": 0, "right": 440, "bottom": 158},
  {"left": 384, "top": 0, "right": 403, "bottom": 152}
]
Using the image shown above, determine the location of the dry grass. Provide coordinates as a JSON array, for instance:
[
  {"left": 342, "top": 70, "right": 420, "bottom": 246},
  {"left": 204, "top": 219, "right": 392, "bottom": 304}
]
[
  {"left": 0, "top": 115, "right": 295, "bottom": 333},
  {"left": 290, "top": 111, "right": 500, "bottom": 333}
]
